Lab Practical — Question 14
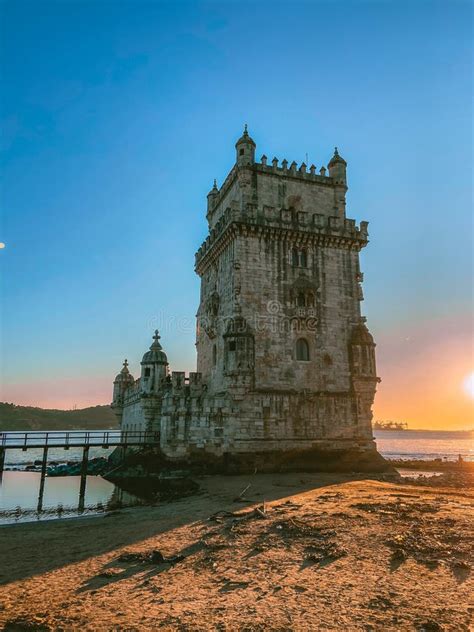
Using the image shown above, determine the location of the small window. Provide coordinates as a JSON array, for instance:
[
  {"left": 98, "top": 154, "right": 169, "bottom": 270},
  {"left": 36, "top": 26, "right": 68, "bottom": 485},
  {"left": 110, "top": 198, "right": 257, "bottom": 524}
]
[
  {"left": 240, "top": 148, "right": 245, "bottom": 156},
  {"left": 228, "top": 340, "right": 236, "bottom": 351},
  {"left": 291, "top": 248, "right": 299, "bottom": 266},
  {"left": 212, "top": 344, "right": 217, "bottom": 366},
  {"left": 300, "top": 250, "right": 307, "bottom": 267},
  {"left": 296, "top": 338, "right": 310, "bottom": 361},
  {"left": 297, "top": 292, "right": 306, "bottom": 307},
  {"left": 144, "top": 368, "right": 151, "bottom": 377}
]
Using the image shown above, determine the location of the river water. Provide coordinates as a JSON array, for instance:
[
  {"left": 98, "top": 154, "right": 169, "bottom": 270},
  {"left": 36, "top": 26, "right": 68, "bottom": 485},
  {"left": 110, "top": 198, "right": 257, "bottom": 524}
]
[
  {"left": 0, "top": 429, "right": 472, "bottom": 524},
  {"left": 374, "top": 429, "right": 473, "bottom": 461}
]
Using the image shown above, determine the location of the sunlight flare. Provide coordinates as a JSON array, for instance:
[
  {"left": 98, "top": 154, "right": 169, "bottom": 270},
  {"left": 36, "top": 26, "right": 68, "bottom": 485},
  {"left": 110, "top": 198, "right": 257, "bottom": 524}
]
[{"left": 463, "top": 371, "right": 474, "bottom": 399}]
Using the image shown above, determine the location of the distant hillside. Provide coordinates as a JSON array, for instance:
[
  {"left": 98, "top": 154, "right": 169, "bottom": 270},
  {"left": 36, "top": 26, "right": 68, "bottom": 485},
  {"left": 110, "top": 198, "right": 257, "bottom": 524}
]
[{"left": 0, "top": 403, "right": 118, "bottom": 431}]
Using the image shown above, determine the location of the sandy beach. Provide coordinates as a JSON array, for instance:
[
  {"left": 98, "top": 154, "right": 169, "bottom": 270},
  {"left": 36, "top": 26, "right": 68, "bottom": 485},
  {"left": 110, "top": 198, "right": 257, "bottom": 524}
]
[{"left": 0, "top": 472, "right": 473, "bottom": 631}]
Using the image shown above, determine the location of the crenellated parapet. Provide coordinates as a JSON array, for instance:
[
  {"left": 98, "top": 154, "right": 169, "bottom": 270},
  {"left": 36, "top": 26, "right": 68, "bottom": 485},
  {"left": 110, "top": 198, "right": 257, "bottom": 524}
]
[
  {"left": 206, "top": 157, "right": 336, "bottom": 224},
  {"left": 195, "top": 208, "right": 369, "bottom": 273},
  {"left": 165, "top": 370, "right": 204, "bottom": 392},
  {"left": 254, "top": 156, "right": 332, "bottom": 183}
]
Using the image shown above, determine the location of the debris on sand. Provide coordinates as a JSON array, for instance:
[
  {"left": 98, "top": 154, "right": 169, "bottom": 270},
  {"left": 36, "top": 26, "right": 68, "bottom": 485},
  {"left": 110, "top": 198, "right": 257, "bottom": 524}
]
[
  {"left": 385, "top": 525, "right": 473, "bottom": 574},
  {"left": 116, "top": 549, "right": 185, "bottom": 565},
  {"left": 401, "top": 470, "right": 474, "bottom": 490},
  {"left": 209, "top": 505, "right": 267, "bottom": 523},
  {"left": 3, "top": 616, "right": 51, "bottom": 631}
]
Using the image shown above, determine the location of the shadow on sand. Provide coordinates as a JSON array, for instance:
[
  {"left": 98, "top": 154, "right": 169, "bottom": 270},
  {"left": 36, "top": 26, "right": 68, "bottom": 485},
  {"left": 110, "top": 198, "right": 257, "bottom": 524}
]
[{"left": 0, "top": 472, "right": 384, "bottom": 585}]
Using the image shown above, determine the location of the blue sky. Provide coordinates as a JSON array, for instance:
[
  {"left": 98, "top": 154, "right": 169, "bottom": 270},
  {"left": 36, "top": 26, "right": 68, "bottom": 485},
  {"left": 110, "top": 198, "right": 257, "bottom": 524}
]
[{"left": 1, "top": 0, "right": 472, "bottom": 425}]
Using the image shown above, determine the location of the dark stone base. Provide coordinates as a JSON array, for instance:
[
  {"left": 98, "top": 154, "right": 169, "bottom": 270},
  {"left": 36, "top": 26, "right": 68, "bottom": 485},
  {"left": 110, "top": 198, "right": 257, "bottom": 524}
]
[
  {"left": 191, "top": 446, "right": 393, "bottom": 475},
  {"left": 108, "top": 443, "right": 394, "bottom": 476}
]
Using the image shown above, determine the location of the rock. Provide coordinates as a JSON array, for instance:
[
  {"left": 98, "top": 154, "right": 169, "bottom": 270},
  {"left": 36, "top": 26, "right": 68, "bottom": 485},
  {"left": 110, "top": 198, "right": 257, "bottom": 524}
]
[
  {"left": 391, "top": 549, "right": 406, "bottom": 563},
  {"left": 3, "top": 617, "right": 51, "bottom": 631},
  {"left": 416, "top": 621, "right": 443, "bottom": 632},
  {"left": 150, "top": 550, "right": 165, "bottom": 564}
]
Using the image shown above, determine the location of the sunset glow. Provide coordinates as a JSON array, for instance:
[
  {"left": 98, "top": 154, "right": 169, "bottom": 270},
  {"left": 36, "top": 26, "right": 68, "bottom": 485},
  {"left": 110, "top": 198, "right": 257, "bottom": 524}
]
[
  {"left": 373, "top": 315, "right": 474, "bottom": 431},
  {"left": 464, "top": 372, "right": 474, "bottom": 400}
]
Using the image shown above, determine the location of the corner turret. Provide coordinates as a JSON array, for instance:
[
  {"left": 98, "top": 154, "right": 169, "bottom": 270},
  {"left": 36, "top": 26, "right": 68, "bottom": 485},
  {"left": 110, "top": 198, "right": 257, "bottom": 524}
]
[
  {"left": 235, "top": 124, "right": 256, "bottom": 166},
  {"left": 112, "top": 359, "right": 135, "bottom": 422},
  {"left": 349, "top": 320, "right": 380, "bottom": 438},
  {"left": 328, "top": 147, "right": 348, "bottom": 218},
  {"left": 207, "top": 179, "right": 219, "bottom": 216},
  {"left": 112, "top": 358, "right": 135, "bottom": 402},
  {"left": 328, "top": 147, "right": 347, "bottom": 185},
  {"left": 140, "top": 330, "right": 169, "bottom": 394}
]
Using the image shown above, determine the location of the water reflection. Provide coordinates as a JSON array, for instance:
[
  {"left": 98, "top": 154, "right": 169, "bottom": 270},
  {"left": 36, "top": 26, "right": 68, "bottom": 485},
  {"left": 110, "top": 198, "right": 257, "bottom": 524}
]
[{"left": 0, "top": 472, "right": 145, "bottom": 524}]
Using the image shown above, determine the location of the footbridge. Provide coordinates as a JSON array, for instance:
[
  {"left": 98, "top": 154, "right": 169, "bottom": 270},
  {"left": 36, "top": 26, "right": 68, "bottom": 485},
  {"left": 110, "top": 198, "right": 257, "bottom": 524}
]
[{"left": 0, "top": 430, "right": 160, "bottom": 512}]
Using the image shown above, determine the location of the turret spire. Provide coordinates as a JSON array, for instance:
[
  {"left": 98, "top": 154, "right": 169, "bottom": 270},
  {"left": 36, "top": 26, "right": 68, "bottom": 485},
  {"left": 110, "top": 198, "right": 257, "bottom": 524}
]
[
  {"left": 328, "top": 146, "right": 346, "bottom": 166},
  {"left": 235, "top": 124, "right": 256, "bottom": 166},
  {"left": 151, "top": 329, "right": 162, "bottom": 349}
]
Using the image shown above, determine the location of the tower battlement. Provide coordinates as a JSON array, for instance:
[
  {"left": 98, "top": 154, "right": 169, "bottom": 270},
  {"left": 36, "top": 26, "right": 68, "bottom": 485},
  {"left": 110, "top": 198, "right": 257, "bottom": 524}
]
[{"left": 195, "top": 209, "right": 369, "bottom": 271}]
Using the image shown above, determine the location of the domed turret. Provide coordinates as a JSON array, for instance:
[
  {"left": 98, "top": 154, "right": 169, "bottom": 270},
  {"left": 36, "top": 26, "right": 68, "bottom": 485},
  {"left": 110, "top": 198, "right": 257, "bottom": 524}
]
[
  {"left": 140, "top": 330, "right": 169, "bottom": 393},
  {"left": 349, "top": 322, "right": 376, "bottom": 377},
  {"left": 350, "top": 323, "right": 375, "bottom": 347},
  {"left": 235, "top": 124, "right": 256, "bottom": 166},
  {"left": 112, "top": 359, "right": 135, "bottom": 404},
  {"left": 207, "top": 179, "right": 219, "bottom": 214},
  {"left": 328, "top": 147, "right": 347, "bottom": 185}
]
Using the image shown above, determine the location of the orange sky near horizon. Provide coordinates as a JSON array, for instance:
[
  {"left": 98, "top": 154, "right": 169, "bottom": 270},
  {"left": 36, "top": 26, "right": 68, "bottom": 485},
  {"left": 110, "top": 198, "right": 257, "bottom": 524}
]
[
  {"left": 2, "top": 315, "right": 473, "bottom": 431},
  {"left": 373, "top": 315, "right": 473, "bottom": 430}
]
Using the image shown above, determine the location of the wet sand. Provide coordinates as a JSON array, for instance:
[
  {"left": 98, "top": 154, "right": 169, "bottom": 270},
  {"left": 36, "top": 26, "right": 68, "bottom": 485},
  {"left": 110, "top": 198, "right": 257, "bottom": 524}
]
[{"left": 0, "top": 473, "right": 473, "bottom": 631}]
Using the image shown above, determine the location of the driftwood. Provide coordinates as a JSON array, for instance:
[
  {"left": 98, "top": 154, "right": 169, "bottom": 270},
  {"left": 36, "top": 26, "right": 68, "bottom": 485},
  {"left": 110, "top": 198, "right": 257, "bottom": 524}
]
[
  {"left": 209, "top": 504, "right": 268, "bottom": 523},
  {"left": 233, "top": 483, "right": 252, "bottom": 502}
]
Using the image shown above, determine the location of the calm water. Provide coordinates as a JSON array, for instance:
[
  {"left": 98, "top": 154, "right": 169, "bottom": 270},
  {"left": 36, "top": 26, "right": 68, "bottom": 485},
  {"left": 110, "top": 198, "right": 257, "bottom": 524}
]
[
  {"left": 0, "top": 441, "right": 141, "bottom": 524},
  {"left": 4, "top": 444, "right": 115, "bottom": 468},
  {"left": 1, "top": 429, "right": 472, "bottom": 524},
  {"left": 374, "top": 429, "right": 474, "bottom": 461}
]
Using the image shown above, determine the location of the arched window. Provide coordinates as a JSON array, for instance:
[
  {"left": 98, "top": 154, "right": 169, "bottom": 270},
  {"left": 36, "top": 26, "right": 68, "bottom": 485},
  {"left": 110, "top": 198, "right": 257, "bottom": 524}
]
[
  {"left": 307, "top": 292, "right": 315, "bottom": 307},
  {"left": 291, "top": 248, "right": 299, "bottom": 266},
  {"left": 296, "top": 338, "right": 310, "bottom": 361},
  {"left": 297, "top": 292, "right": 306, "bottom": 307},
  {"left": 300, "top": 250, "right": 307, "bottom": 267}
]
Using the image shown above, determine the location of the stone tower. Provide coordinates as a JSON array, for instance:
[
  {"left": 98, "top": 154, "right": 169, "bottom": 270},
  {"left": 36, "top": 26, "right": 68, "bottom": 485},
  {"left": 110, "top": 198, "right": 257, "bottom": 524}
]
[
  {"left": 195, "top": 127, "right": 379, "bottom": 445},
  {"left": 112, "top": 127, "right": 384, "bottom": 472}
]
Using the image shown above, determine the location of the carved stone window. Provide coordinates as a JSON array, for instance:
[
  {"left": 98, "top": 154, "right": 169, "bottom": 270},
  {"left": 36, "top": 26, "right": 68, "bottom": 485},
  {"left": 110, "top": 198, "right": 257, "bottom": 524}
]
[
  {"left": 296, "top": 338, "right": 310, "bottom": 361},
  {"left": 290, "top": 248, "right": 308, "bottom": 267},
  {"left": 144, "top": 368, "right": 151, "bottom": 377}
]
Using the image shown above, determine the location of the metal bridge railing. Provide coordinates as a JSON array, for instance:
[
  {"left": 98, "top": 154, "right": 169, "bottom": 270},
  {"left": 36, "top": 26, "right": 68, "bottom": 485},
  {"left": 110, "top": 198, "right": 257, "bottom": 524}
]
[{"left": 0, "top": 430, "right": 160, "bottom": 449}]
